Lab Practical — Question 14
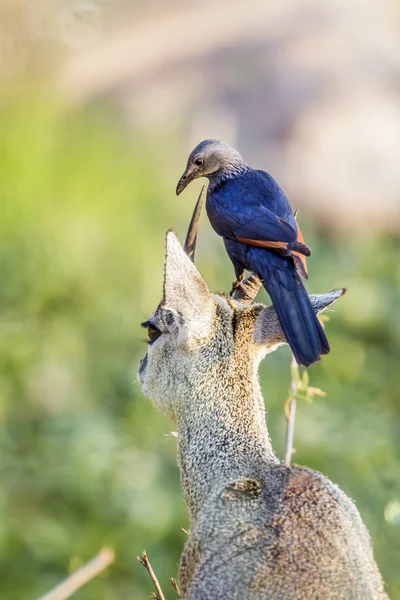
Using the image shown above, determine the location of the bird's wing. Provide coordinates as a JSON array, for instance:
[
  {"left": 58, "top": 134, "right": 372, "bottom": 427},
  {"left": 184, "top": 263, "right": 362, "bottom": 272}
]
[
  {"left": 232, "top": 204, "right": 298, "bottom": 244},
  {"left": 234, "top": 208, "right": 309, "bottom": 275}
]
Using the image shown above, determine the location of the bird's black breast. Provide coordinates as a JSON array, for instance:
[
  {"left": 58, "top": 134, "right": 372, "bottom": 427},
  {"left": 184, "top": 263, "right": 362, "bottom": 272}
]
[
  {"left": 206, "top": 169, "right": 295, "bottom": 236},
  {"left": 206, "top": 180, "right": 241, "bottom": 239}
]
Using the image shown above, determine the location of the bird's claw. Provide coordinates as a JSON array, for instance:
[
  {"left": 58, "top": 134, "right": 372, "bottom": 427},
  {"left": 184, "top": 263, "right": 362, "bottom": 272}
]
[{"left": 230, "top": 279, "right": 244, "bottom": 296}]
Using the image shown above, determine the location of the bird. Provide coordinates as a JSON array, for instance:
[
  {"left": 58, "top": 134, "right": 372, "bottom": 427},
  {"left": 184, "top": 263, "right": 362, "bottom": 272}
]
[{"left": 176, "top": 139, "right": 329, "bottom": 367}]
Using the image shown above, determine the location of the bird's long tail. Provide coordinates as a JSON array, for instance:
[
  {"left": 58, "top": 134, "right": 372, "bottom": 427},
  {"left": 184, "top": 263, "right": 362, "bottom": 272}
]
[{"left": 254, "top": 250, "right": 329, "bottom": 366}]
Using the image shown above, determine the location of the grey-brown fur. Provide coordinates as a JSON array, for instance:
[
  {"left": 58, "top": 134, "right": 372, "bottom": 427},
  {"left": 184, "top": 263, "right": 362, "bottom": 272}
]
[{"left": 138, "top": 231, "right": 388, "bottom": 600}]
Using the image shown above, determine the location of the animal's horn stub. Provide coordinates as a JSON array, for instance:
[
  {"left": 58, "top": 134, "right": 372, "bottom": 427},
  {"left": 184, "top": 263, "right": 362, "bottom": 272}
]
[{"left": 184, "top": 185, "right": 205, "bottom": 262}]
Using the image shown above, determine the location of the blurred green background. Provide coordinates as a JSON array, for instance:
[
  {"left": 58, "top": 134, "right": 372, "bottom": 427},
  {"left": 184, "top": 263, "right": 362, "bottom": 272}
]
[{"left": 0, "top": 1, "right": 400, "bottom": 598}]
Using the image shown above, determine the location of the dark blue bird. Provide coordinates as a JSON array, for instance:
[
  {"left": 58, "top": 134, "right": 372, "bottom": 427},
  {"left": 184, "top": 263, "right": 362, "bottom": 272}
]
[{"left": 176, "top": 139, "right": 329, "bottom": 366}]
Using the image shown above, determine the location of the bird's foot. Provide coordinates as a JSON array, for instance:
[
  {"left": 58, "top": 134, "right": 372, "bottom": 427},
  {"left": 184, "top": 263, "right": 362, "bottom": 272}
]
[{"left": 230, "top": 278, "right": 244, "bottom": 296}]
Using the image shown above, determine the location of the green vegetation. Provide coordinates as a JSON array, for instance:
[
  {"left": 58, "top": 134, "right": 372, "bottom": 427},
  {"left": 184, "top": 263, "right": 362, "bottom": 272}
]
[{"left": 0, "top": 89, "right": 399, "bottom": 599}]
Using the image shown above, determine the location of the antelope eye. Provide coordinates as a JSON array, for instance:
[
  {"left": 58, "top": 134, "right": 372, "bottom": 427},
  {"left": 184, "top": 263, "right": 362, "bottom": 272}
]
[
  {"left": 148, "top": 325, "right": 161, "bottom": 344},
  {"left": 141, "top": 321, "right": 162, "bottom": 344},
  {"left": 193, "top": 156, "right": 203, "bottom": 167}
]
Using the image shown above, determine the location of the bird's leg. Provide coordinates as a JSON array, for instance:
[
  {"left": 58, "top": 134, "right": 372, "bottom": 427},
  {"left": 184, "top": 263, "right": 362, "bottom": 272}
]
[{"left": 230, "top": 269, "right": 245, "bottom": 296}]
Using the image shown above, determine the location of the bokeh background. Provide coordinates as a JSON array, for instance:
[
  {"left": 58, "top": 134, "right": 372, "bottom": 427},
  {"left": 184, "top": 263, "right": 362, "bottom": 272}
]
[{"left": 1, "top": 0, "right": 399, "bottom": 598}]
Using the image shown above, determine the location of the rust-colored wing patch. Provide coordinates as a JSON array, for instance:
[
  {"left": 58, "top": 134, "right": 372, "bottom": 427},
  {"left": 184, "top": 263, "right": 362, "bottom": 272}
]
[
  {"left": 236, "top": 225, "right": 309, "bottom": 279},
  {"left": 236, "top": 237, "right": 289, "bottom": 251},
  {"left": 295, "top": 223, "right": 308, "bottom": 277}
]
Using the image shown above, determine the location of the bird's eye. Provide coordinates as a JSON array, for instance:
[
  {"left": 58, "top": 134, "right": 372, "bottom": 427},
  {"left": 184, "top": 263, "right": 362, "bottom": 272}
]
[
  {"left": 193, "top": 156, "right": 203, "bottom": 167},
  {"left": 141, "top": 321, "right": 162, "bottom": 344}
]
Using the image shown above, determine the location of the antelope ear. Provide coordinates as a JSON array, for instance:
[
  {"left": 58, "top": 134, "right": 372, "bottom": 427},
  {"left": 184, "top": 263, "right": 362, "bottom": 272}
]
[
  {"left": 254, "top": 289, "right": 346, "bottom": 354},
  {"left": 162, "top": 231, "right": 214, "bottom": 344}
]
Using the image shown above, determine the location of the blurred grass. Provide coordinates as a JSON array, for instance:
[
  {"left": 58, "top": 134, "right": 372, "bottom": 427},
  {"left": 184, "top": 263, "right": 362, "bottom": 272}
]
[{"left": 0, "top": 87, "right": 399, "bottom": 599}]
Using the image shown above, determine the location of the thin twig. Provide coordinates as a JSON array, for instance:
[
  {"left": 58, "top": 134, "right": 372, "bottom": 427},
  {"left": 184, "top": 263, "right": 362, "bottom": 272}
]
[
  {"left": 170, "top": 577, "right": 182, "bottom": 597},
  {"left": 137, "top": 551, "right": 166, "bottom": 600},
  {"left": 37, "top": 547, "right": 114, "bottom": 600},
  {"left": 284, "top": 354, "right": 298, "bottom": 465}
]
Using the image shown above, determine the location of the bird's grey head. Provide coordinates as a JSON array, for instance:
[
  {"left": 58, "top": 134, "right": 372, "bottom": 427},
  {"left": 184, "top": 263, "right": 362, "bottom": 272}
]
[{"left": 176, "top": 139, "right": 247, "bottom": 195}]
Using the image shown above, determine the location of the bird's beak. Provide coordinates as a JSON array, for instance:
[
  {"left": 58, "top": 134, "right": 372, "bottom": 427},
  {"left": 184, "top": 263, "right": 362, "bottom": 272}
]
[{"left": 176, "top": 168, "right": 196, "bottom": 195}]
